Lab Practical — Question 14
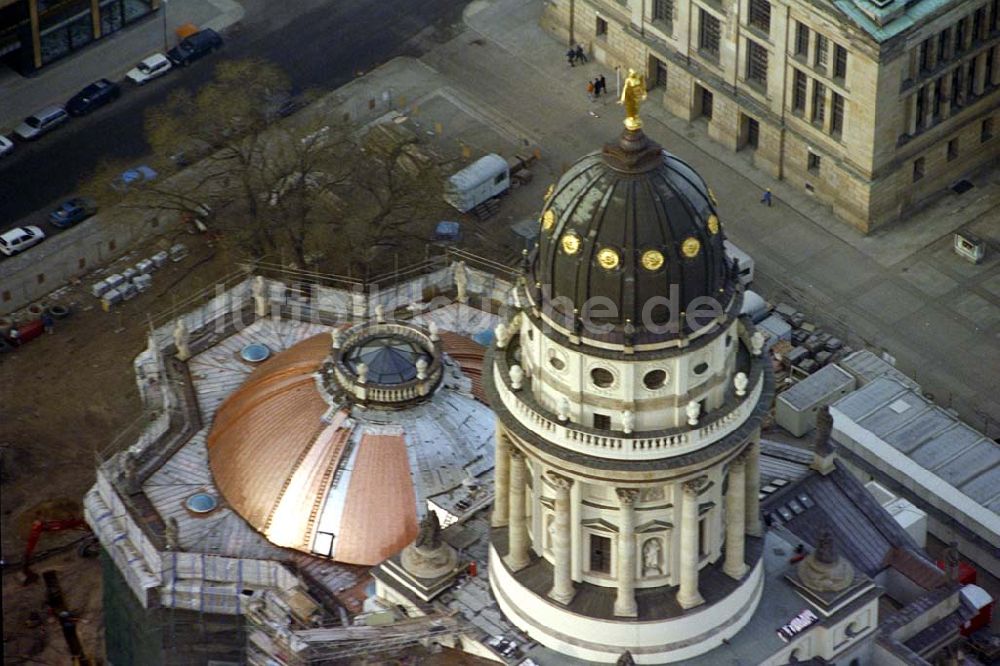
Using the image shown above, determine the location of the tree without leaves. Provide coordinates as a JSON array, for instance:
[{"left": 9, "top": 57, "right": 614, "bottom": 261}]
[{"left": 82, "top": 59, "right": 451, "bottom": 274}]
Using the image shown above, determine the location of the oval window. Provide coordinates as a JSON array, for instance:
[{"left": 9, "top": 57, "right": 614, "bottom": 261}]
[
  {"left": 643, "top": 369, "right": 667, "bottom": 390},
  {"left": 590, "top": 367, "right": 614, "bottom": 388},
  {"left": 693, "top": 362, "right": 709, "bottom": 375},
  {"left": 550, "top": 355, "right": 566, "bottom": 371},
  {"left": 725, "top": 334, "right": 733, "bottom": 348}
]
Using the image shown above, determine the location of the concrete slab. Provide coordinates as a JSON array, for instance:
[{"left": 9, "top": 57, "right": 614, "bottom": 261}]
[
  {"left": 898, "top": 262, "right": 960, "bottom": 298},
  {"left": 801, "top": 247, "right": 883, "bottom": 295},
  {"left": 947, "top": 292, "right": 1000, "bottom": 331},
  {"left": 981, "top": 272, "right": 1000, "bottom": 299},
  {"left": 854, "top": 281, "right": 928, "bottom": 324}
]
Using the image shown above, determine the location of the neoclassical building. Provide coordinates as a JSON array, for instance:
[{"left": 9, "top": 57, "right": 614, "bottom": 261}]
[
  {"left": 541, "top": 0, "right": 1000, "bottom": 232},
  {"left": 484, "top": 107, "right": 775, "bottom": 661}
]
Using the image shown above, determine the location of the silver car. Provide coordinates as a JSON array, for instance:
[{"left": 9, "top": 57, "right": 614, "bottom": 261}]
[
  {"left": 14, "top": 106, "right": 69, "bottom": 140},
  {"left": 0, "top": 226, "right": 46, "bottom": 256}
]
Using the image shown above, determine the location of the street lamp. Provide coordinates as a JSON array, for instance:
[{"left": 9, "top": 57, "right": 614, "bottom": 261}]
[{"left": 161, "top": 0, "right": 169, "bottom": 52}]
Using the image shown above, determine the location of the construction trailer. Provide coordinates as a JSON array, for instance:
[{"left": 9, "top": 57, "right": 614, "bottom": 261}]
[{"left": 444, "top": 154, "right": 510, "bottom": 213}]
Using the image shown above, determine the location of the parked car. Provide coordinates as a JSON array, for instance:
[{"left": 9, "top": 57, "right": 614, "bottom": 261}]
[
  {"left": 126, "top": 54, "right": 172, "bottom": 85},
  {"left": 0, "top": 226, "right": 46, "bottom": 256},
  {"left": 66, "top": 79, "right": 121, "bottom": 116},
  {"left": 167, "top": 29, "right": 223, "bottom": 66},
  {"left": 112, "top": 165, "right": 158, "bottom": 191},
  {"left": 48, "top": 197, "right": 97, "bottom": 228},
  {"left": 13, "top": 106, "right": 69, "bottom": 140},
  {"left": 0, "top": 135, "right": 13, "bottom": 157}
]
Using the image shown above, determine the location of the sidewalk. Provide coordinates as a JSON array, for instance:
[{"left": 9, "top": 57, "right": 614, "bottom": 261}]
[
  {"left": 424, "top": 0, "right": 1000, "bottom": 430},
  {"left": 0, "top": 0, "right": 243, "bottom": 131}
]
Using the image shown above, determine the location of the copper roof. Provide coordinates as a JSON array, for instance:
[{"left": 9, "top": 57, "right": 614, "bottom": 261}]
[
  {"left": 333, "top": 434, "right": 418, "bottom": 565},
  {"left": 208, "top": 334, "right": 332, "bottom": 540}
]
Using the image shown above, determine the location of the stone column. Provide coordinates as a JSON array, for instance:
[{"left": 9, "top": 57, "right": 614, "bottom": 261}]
[
  {"left": 745, "top": 434, "right": 762, "bottom": 537},
  {"left": 923, "top": 84, "right": 935, "bottom": 129},
  {"left": 505, "top": 447, "right": 530, "bottom": 571},
  {"left": 492, "top": 425, "right": 510, "bottom": 527},
  {"left": 957, "top": 62, "right": 969, "bottom": 105},
  {"left": 29, "top": 0, "right": 42, "bottom": 70},
  {"left": 973, "top": 51, "right": 988, "bottom": 95},
  {"left": 90, "top": 0, "right": 101, "bottom": 39},
  {"left": 907, "top": 94, "right": 919, "bottom": 136},
  {"left": 822, "top": 85, "right": 834, "bottom": 134},
  {"left": 614, "top": 488, "right": 640, "bottom": 617},
  {"left": 724, "top": 455, "right": 749, "bottom": 579},
  {"left": 676, "top": 478, "right": 706, "bottom": 609},
  {"left": 548, "top": 473, "right": 576, "bottom": 605}
]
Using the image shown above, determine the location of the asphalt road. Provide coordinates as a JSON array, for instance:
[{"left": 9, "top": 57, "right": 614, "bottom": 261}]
[{"left": 0, "top": 0, "right": 466, "bottom": 234}]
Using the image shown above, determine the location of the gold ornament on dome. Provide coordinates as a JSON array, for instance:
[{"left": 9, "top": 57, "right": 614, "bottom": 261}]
[
  {"left": 641, "top": 249, "right": 665, "bottom": 271},
  {"left": 545, "top": 184, "right": 555, "bottom": 201},
  {"left": 597, "top": 248, "right": 620, "bottom": 270},
  {"left": 708, "top": 188, "right": 718, "bottom": 207},
  {"left": 619, "top": 69, "right": 648, "bottom": 130},
  {"left": 681, "top": 237, "right": 701, "bottom": 258},
  {"left": 542, "top": 209, "right": 555, "bottom": 231},
  {"left": 707, "top": 214, "right": 720, "bottom": 235},
  {"left": 561, "top": 232, "right": 581, "bottom": 255}
]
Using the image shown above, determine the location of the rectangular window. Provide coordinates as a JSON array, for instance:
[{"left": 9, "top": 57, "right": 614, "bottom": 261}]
[
  {"left": 982, "top": 118, "right": 994, "bottom": 142},
  {"left": 938, "top": 30, "right": 950, "bottom": 62},
  {"left": 833, "top": 43, "right": 848, "bottom": 79},
  {"left": 993, "top": 0, "right": 1000, "bottom": 32},
  {"left": 746, "top": 39, "right": 769, "bottom": 86},
  {"left": 748, "top": 0, "right": 771, "bottom": 34},
  {"left": 593, "top": 413, "right": 611, "bottom": 429},
  {"left": 831, "top": 93, "right": 844, "bottom": 136},
  {"left": 814, "top": 34, "right": 828, "bottom": 70},
  {"left": 913, "top": 157, "right": 925, "bottom": 181},
  {"left": 652, "top": 56, "right": 668, "bottom": 88},
  {"left": 596, "top": 16, "right": 608, "bottom": 38},
  {"left": 948, "top": 137, "right": 959, "bottom": 160},
  {"left": 956, "top": 17, "right": 967, "bottom": 52},
  {"left": 933, "top": 79, "right": 943, "bottom": 118},
  {"left": 652, "top": 0, "right": 673, "bottom": 23},
  {"left": 951, "top": 69, "right": 961, "bottom": 106},
  {"left": 918, "top": 39, "right": 930, "bottom": 72},
  {"left": 795, "top": 21, "right": 810, "bottom": 56},
  {"left": 700, "top": 85, "right": 714, "bottom": 119},
  {"left": 915, "top": 86, "right": 926, "bottom": 125},
  {"left": 812, "top": 81, "right": 826, "bottom": 123},
  {"left": 792, "top": 69, "right": 807, "bottom": 111},
  {"left": 967, "top": 57, "right": 977, "bottom": 96},
  {"left": 699, "top": 10, "right": 721, "bottom": 56},
  {"left": 590, "top": 534, "right": 612, "bottom": 573},
  {"left": 973, "top": 7, "right": 985, "bottom": 41},
  {"left": 746, "top": 115, "right": 760, "bottom": 148},
  {"left": 808, "top": 151, "right": 821, "bottom": 172},
  {"left": 698, "top": 519, "right": 708, "bottom": 557}
]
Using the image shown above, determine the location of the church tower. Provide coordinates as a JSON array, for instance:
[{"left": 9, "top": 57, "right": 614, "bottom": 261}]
[{"left": 484, "top": 93, "right": 774, "bottom": 663}]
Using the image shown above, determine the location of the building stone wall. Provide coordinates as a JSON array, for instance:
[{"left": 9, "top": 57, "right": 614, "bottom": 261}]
[{"left": 543, "top": 0, "right": 1000, "bottom": 232}]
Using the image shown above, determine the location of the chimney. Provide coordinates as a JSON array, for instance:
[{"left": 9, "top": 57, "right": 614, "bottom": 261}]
[{"left": 810, "top": 406, "right": 836, "bottom": 475}]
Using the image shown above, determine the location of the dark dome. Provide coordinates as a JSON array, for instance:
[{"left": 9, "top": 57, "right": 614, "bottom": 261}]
[{"left": 529, "top": 128, "right": 734, "bottom": 343}]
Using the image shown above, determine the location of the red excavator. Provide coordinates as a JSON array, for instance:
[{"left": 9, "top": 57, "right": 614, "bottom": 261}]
[{"left": 22, "top": 517, "right": 91, "bottom": 585}]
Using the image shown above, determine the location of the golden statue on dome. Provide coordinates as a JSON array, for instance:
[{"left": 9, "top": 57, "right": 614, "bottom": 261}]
[{"left": 619, "top": 68, "right": 648, "bottom": 130}]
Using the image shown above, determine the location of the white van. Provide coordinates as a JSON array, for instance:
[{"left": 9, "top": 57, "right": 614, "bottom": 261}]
[
  {"left": 724, "top": 240, "right": 755, "bottom": 286},
  {"left": 14, "top": 106, "right": 69, "bottom": 140},
  {"left": 444, "top": 154, "right": 510, "bottom": 213}
]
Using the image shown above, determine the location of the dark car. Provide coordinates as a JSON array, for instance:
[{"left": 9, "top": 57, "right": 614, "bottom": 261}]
[
  {"left": 66, "top": 79, "right": 121, "bottom": 116},
  {"left": 48, "top": 197, "right": 97, "bottom": 228},
  {"left": 167, "top": 29, "right": 223, "bottom": 66}
]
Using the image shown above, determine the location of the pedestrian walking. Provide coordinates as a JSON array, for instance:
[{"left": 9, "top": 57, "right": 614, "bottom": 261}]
[
  {"left": 760, "top": 188, "right": 773, "bottom": 207},
  {"left": 566, "top": 48, "right": 576, "bottom": 67},
  {"left": 9, "top": 327, "right": 20, "bottom": 346},
  {"left": 587, "top": 79, "right": 596, "bottom": 100},
  {"left": 593, "top": 77, "right": 602, "bottom": 98},
  {"left": 599, "top": 75, "right": 607, "bottom": 96},
  {"left": 575, "top": 44, "right": 587, "bottom": 64},
  {"left": 42, "top": 312, "right": 54, "bottom": 334}
]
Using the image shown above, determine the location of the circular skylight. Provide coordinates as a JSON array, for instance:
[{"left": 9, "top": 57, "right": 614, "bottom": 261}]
[
  {"left": 241, "top": 343, "right": 271, "bottom": 363},
  {"left": 185, "top": 492, "right": 218, "bottom": 514},
  {"left": 344, "top": 335, "right": 430, "bottom": 385}
]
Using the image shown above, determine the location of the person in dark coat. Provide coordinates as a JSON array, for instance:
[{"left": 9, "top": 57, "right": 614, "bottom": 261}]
[
  {"left": 599, "top": 75, "right": 607, "bottom": 96},
  {"left": 574, "top": 44, "right": 587, "bottom": 63},
  {"left": 567, "top": 48, "right": 576, "bottom": 67}
]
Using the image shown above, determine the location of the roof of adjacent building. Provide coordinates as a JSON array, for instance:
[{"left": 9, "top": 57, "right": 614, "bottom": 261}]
[
  {"left": 832, "top": 0, "right": 962, "bottom": 44},
  {"left": 831, "top": 377, "right": 1000, "bottom": 544},
  {"left": 778, "top": 364, "right": 855, "bottom": 411}
]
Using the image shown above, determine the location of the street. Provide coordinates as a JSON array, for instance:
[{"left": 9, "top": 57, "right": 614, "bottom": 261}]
[{"left": 0, "top": 0, "right": 466, "bottom": 232}]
